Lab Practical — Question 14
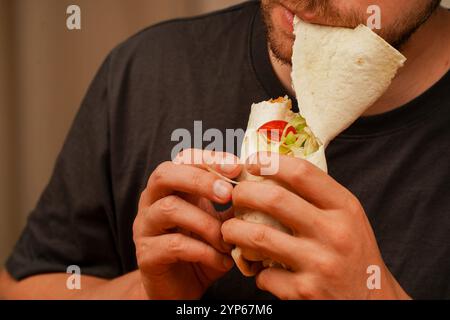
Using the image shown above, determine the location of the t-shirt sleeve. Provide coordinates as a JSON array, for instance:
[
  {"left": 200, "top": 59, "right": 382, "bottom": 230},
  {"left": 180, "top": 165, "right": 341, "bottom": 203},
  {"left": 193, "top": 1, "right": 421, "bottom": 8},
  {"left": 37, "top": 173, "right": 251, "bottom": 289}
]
[{"left": 5, "top": 55, "right": 122, "bottom": 280}]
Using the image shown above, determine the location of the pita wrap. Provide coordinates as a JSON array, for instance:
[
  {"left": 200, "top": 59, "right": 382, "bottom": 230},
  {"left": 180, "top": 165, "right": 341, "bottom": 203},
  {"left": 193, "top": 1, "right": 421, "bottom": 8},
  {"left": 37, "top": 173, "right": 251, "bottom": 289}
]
[
  {"left": 292, "top": 17, "right": 406, "bottom": 145},
  {"left": 233, "top": 98, "right": 297, "bottom": 275},
  {"left": 232, "top": 18, "right": 406, "bottom": 277}
]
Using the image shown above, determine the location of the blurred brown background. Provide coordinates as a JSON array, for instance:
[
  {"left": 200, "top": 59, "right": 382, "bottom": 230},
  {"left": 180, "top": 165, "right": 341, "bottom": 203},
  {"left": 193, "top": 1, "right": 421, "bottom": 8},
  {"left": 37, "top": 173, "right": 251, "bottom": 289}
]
[{"left": 0, "top": 0, "right": 243, "bottom": 264}]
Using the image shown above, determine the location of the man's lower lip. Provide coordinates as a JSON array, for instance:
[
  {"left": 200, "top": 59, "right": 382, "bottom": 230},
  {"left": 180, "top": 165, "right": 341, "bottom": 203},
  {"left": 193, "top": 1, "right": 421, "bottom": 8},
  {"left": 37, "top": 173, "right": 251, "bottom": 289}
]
[
  {"left": 280, "top": 3, "right": 320, "bottom": 25},
  {"left": 280, "top": 6, "right": 294, "bottom": 33}
]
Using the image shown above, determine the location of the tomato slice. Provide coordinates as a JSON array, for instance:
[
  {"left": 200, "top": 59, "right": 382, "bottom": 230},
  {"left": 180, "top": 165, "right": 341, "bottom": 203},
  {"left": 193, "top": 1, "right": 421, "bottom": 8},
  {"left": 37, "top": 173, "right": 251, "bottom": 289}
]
[{"left": 258, "top": 120, "right": 297, "bottom": 142}]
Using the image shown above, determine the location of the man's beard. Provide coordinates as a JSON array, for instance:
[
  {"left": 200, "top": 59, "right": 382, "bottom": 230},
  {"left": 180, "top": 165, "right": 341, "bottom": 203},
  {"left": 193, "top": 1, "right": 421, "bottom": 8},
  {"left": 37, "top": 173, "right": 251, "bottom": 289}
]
[{"left": 262, "top": 0, "right": 442, "bottom": 65}]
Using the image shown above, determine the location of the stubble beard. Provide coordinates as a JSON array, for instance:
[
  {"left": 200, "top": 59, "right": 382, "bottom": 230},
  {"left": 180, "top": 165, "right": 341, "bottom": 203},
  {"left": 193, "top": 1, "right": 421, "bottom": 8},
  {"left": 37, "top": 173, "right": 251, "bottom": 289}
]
[{"left": 261, "top": 0, "right": 442, "bottom": 66}]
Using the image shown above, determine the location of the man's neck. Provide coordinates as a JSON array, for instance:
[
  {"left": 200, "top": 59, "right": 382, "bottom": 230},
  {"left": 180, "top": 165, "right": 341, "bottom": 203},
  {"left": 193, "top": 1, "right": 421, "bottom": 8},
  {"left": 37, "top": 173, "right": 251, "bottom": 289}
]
[{"left": 270, "top": 7, "right": 450, "bottom": 117}]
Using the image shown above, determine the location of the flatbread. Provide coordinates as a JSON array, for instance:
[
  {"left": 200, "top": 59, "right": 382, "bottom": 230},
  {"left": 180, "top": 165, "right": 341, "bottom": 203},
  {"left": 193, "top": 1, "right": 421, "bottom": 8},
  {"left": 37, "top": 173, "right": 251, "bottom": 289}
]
[
  {"left": 240, "top": 98, "right": 295, "bottom": 173},
  {"left": 292, "top": 17, "right": 406, "bottom": 146},
  {"left": 235, "top": 98, "right": 296, "bottom": 276}
]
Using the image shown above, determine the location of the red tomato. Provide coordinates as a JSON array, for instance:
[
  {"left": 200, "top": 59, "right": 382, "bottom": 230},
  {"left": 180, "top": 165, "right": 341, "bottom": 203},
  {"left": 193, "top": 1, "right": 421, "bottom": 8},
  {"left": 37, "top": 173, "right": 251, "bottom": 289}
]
[{"left": 258, "top": 120, "right": 297, "bottom": 142}]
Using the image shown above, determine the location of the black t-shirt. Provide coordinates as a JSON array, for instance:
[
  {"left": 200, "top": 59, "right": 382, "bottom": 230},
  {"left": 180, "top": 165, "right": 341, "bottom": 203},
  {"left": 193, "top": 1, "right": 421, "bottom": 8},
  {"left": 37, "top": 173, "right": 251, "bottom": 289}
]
[{"left": 6, "top": 1, "right": 450, "bottom": 300}]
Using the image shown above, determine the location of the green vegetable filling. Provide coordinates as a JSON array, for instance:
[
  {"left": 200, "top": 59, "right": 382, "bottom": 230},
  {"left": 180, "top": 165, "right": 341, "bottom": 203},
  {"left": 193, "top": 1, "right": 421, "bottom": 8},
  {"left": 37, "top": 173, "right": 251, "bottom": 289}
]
[{"left": 279, "top": 115, "right": 320, "bottom": 157}]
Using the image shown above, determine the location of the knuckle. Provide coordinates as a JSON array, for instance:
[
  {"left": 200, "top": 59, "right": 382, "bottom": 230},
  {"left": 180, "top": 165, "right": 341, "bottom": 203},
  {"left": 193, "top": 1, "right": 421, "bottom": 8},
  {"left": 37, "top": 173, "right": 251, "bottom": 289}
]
[
  {"left": 250, "top": 226, "right": 269, "bottom": 246},
  {"left": 133, "top": 207, "right": 150, "bottom": 239},
  {"left": 292, "top": 160, "right": 312, "bottom": 181},
  {"left": 264, "top": 186, "right": 286, "bottom": 209},
  {"left": 294, "top": 276, "right": 321, "bottom": 299},
  {"left": 157, "top": 195, "right": 179, "bottom": 217},
  {"left": 167, "top": 234, "right": 184, "bottom": 253},
  {"left": 346, "top": 194, "right": 363, "bottom": 216},
  {"left": 314, "top": 255, "right": 338, "bottom": 279},
  {"left": 331, "top": 223, "right": 353, "bottom": 253},
  {"left": 140, "top": 205, "right": 152, "bottom": 218},
  {"left": 199, "top": 244, "right": 211, "bottom": 261},
  {"left": 132, "top": 216, "right": 142, "bottom": 240},
  {"left": 134, "top": 239, "right": 150, "bottom": 265},
  {"left": 311, "top": 214, "right": 327, "bottom": 231},
  {"left": 139, "top": 189, "right": 146, "bottom": 202},
  {"left": 150, "top": 161, "right": 172, "bottom": 184}
]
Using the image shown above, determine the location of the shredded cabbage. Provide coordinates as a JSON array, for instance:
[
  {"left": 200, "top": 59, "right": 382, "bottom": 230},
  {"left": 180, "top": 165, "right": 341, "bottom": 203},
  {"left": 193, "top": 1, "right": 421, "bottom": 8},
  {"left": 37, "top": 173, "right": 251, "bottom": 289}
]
[{"left": 277, "top": 114, "right": 320, "bottom": 157}]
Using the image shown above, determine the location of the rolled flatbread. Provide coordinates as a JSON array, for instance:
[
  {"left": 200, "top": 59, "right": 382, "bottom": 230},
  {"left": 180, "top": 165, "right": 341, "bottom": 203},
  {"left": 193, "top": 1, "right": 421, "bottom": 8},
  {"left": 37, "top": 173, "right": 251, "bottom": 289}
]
[
  {"left": 291, "top": 17, "right": 407, "bottom": 146},
  {"left": 232, "top": 18, "right": 406, "bottom": 277}
]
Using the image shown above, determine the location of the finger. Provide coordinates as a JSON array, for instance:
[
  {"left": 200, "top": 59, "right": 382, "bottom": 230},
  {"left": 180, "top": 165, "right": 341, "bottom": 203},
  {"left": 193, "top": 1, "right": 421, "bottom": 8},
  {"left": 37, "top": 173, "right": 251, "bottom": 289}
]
[
  {"left": 138, "top": 188, "right": 150, "bottom": 211},
  {"left": 222, "top": 218, "right": 306, "bottom": 270},
  {"left": 174, "top": 149, "right": 242, "bottom": 179},
  {"left": 232, "top": 181, "right": 321, "bottom": 235},
  {"left": 256, "top": 268, "right": 298, "bottom": 300},
  {"left": 137, "top": 234, "right": 234, "bottom": 272},
  {"left": 246, "top": 153, "right": 352, "bottom": 209},
  {"left": 140, "top": 195, "right": 232, "bottom": 253},
  {"left": 144, "top": 161, "right": 234, "bottom": 205}
]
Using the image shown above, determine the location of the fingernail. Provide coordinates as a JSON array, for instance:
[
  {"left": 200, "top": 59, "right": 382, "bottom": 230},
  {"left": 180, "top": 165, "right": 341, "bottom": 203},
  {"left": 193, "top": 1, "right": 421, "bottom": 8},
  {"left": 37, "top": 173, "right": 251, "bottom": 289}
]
[
  {"left": 223, "top": 256, "right": 234, "bottom": 269},
  {"left": 213, "top": 180, "right": 232, "bottom": 200}
]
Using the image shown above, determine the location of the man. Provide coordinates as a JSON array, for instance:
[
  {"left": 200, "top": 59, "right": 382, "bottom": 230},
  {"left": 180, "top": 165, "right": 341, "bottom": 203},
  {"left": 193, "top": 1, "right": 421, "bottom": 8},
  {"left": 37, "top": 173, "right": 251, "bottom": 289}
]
[{"left": 0, "top": 0, "right": 449, "bottom": 299}]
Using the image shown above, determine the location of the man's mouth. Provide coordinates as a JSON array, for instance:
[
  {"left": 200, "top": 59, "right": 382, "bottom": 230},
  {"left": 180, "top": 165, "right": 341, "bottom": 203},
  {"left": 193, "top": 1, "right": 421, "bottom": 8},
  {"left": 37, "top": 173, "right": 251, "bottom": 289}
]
[
  {"left": 275, "top": 2, "right": 324, "bottom": 34},
  {"left": 282, "top": 5, "right": 295, "bottom": 31},
  {"left": 280, "top": 1, "right": 318, "bottom": 21},
  {"left": 277, "top": 1, "right": 351, "bottom": 29},
  {"left": 271, "top": 3, "right": 295, "bottom": 34}
]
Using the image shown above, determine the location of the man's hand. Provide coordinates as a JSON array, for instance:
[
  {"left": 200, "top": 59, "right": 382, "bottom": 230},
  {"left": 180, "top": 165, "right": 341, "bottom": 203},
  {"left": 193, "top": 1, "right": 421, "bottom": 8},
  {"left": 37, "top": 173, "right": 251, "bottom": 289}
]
[
  {"left": 222, "top": 153, "right": 410, "bottom": 300},
  {"left": 133, "top": 149, "right": 241, "bottom": 300}
]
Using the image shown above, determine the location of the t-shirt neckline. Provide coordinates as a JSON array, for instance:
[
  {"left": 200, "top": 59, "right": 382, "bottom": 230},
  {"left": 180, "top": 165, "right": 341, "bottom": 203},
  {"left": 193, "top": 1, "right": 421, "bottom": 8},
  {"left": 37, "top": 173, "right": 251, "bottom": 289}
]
[{"left": 339, "top": 70, "right": 450, "bottom": 138}]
